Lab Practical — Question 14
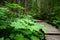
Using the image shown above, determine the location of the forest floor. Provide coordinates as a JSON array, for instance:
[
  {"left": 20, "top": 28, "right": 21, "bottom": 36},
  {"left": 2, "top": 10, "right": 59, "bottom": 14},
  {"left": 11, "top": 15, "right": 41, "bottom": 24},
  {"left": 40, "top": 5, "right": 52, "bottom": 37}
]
[{"left": 35, "top": 20, "right": 60, "bottom": 40}]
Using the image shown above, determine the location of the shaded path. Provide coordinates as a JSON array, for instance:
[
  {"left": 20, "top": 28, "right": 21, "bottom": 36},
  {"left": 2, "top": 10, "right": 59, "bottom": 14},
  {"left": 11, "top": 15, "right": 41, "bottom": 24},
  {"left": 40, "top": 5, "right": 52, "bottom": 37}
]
[{"left": 35, "top": 20, "right": 60, "bottom": 40}]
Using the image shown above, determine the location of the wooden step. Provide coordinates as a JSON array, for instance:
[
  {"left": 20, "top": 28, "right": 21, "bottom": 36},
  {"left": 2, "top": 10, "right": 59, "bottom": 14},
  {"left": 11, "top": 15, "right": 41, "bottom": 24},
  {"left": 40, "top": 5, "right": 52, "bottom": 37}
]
[
  {"left": 38, "top": 22, "right": 60, "bottom": 35},
  {"left": 34, "top": 20, "right": 43, "bottom": 22},
  {"left": 35, "top": 20, "right": 60, "bottom": 40},
  {"left": 45, "top": 35, "right": 60, "bottom": 40},
  {"left": 42, "top": 26, "right": 60, "bottom": 35}
]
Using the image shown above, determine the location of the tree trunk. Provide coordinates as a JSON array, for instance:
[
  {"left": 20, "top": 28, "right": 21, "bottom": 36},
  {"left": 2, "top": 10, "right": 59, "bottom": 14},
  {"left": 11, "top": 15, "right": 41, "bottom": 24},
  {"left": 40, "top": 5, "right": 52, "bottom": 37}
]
[
  {"left": 37, "top": 0, "right": 41, "bottom": 13},
  {"left": 16, "top": 0, "right": 20, "bottom": 13},
  {"left": 24, "top": 0, "right": 28, "bottom": 14}
]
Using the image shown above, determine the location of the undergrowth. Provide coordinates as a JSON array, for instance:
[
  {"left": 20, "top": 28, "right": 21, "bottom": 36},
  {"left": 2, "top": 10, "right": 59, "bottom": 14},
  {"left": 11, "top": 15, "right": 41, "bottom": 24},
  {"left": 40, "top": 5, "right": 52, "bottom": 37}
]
[{"left": 0, "top": 7, "right": 48, "bottom": 40}]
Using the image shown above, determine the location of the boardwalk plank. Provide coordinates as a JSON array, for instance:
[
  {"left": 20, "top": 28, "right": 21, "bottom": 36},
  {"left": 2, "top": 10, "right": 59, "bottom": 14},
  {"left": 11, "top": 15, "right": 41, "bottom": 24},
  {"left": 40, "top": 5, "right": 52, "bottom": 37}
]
[
  {"left": 38, "top": 22, "right": 60, "bottom": 34},
  {"left": 35, "top": 20, "right": 60, "bottom": 40},
  {"left": 45, "top": 35, "right": 60, "bottom": 40}
]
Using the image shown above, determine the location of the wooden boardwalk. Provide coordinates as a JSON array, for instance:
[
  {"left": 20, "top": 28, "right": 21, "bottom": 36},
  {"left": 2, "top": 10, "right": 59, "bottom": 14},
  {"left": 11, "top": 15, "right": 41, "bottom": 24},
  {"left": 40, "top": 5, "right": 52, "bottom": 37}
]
[
  {"left": 45, "top": 35, "right": 60, "bottom": 40},
  {"left": 35, "top": 20, "right": 60, "bottom": 40}
]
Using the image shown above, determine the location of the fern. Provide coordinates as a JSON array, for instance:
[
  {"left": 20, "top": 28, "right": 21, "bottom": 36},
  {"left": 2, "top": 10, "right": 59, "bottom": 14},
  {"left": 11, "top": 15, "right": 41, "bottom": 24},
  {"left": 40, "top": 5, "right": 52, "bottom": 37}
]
[
  {"left": 0, "top": 7, "right": 46, "bottom": 40},
  {"left": 6, "top": 3, "right": 25, "bottom": 10},
  {"left": 10, "top": 15, "right": 47, "bottom": 32}
]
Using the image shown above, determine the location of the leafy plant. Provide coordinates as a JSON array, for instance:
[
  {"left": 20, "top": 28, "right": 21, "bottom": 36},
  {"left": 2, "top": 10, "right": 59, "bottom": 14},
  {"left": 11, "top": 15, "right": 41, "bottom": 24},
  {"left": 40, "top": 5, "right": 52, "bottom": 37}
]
[
  {"left": 10, "top": 15, "right": 47, "bottom": 31},
  {"left": 38, "top": 0, "right": 60, "bottom": 30},
  {"left": 6, "top": 3, "right": 25, "bottom": 10},
  {"left": 0, "top": 7, "right": 47, "bottom": 40},
  {"left": 9, "top": 15, "right": 48, "bottom": 40}
]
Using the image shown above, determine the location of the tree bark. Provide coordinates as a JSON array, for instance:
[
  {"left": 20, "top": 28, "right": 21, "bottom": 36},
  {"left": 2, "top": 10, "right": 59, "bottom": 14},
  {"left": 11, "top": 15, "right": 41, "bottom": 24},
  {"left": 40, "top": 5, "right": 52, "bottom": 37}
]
[
  {"left": 37, "top": 0, "right": 41, "bottom": 13},
  {"left": 16, "top": 0, "right": 20, "bottom": 13},
  {"left": 24, "top": 0, "right": 28, "bottom": 14}
]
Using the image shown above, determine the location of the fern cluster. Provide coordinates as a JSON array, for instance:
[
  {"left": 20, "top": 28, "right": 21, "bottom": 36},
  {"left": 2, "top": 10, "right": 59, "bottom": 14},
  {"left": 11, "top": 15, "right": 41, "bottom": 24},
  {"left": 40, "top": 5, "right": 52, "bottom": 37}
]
[
  {"left": 10, "top": 15, "right": 45, "bottom": 40},
  {"left": 0, "top": 7, "right": 46, "bottom": 40}
]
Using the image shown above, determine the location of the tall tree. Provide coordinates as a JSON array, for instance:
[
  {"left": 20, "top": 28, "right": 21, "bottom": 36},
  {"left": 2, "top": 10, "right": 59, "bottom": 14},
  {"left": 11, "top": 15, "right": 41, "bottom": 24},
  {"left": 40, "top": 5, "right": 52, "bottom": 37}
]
[
  {"left": 16, "top": 0, "right": 21, "bottom": 13},
  {"left": 24, "top": 0, "right": 27, "bottom": 13}
]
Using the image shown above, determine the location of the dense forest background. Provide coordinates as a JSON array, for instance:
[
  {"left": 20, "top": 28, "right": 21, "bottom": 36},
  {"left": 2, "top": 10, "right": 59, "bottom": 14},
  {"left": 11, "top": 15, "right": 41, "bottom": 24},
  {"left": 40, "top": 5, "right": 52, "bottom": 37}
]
[
  {"left": 0, "top": 0, "right": 60, "bottom": 33},
  {"left": 0, "top": 0, "right": 60, "bottom": 40}
]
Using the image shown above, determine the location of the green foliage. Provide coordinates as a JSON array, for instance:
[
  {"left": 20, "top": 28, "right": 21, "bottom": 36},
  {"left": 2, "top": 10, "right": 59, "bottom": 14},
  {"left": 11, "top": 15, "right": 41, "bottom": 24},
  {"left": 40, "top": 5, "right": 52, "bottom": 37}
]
[
  {"left": 6, "top": 3, "right": 25, "bottom": 10},
  {"left": 27, "top": 0, "right": 60, "bottom": 30},
  {"left": 28, "top": 10, "right": 41, "bottom": 19},
  {"left": 0, "top": 7, "right": 46, "bottom": 40},
  {"left": 10, "top": 15, "right": 47, "bottom": 32},
  {"left": 28, "top": 0, "right": 41, "bottom": 19},
  {"left": 0, "top": 37, "right": 4, "bottom": 40},
  {"left": 0, "top": 7, "right": 10, "bottom": 29},
  {"left": 42, "top": 5, "right": 60, "bottom": 29},
  {"left": 0, "top": 7, "right": 18, "bottom": 29}
]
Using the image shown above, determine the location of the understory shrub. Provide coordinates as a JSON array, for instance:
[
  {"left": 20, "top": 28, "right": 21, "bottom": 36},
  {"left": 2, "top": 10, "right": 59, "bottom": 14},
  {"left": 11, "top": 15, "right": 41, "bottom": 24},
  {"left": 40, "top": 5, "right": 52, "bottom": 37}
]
[
  {"left": 30, "top": 0, "right": 60, "bottom": 30},
  {"left": 0, "top": 7, "right": 48, "bottom": 40},
  {"left": 44, "top": 6, "right": 60, "bottom": 30}
]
